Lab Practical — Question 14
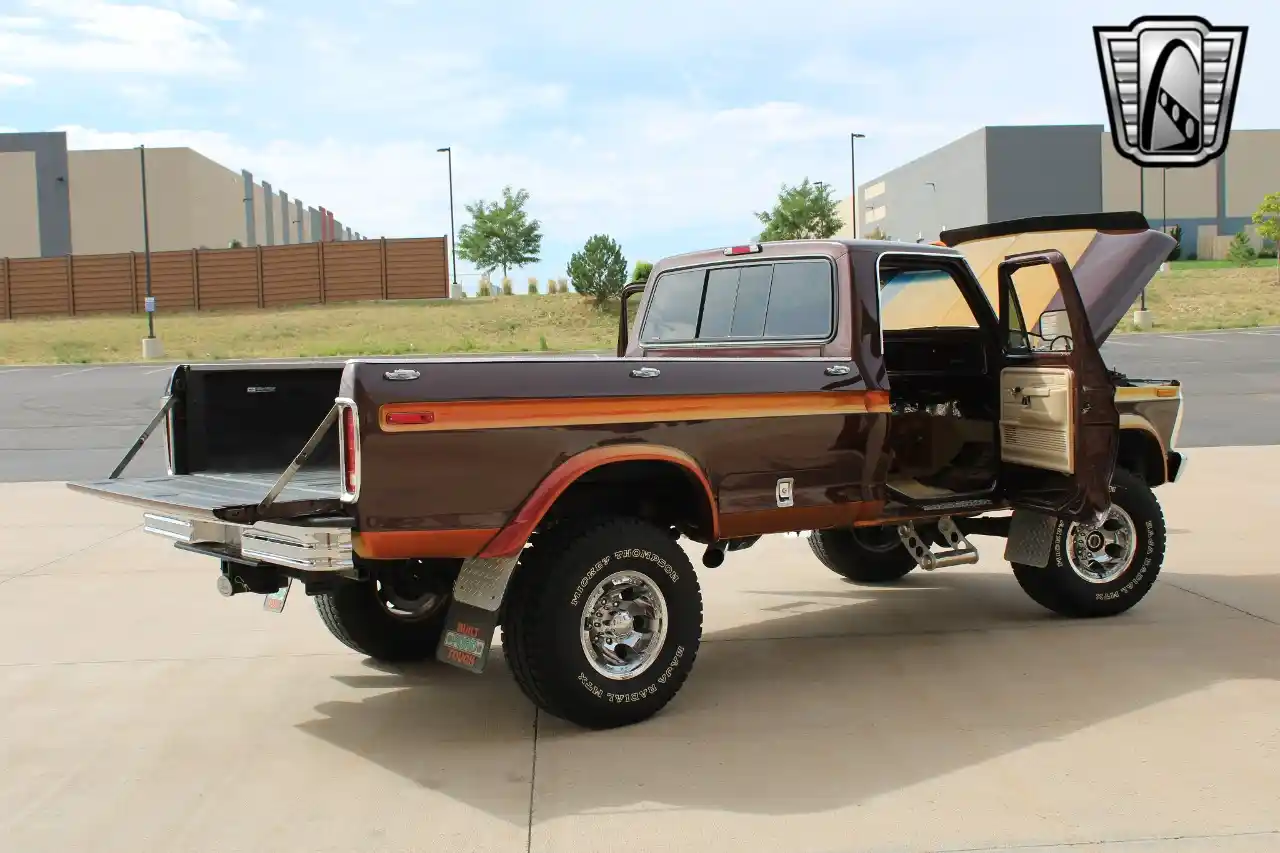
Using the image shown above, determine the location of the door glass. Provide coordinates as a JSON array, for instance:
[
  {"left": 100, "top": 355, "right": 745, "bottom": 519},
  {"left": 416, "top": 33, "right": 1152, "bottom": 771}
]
[
  {"left": 699, "top": 268, "right": 739, "bottom": 338},
  {"left": 1008, "top": 267, "right": 1070, "bottom": 352},
  {"left": 764, "top": 260, "right": 833, "bottom": 337}
]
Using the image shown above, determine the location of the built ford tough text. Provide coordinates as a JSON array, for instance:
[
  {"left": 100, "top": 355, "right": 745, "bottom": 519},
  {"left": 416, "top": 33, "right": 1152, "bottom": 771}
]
[{"left": 73, "top": 212, "right": 1187, "bottom": 730}]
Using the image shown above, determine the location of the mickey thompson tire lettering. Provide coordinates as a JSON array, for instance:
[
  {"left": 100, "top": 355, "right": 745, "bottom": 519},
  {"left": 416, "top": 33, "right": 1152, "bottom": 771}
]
[
  {"left": 501, "top": 516, "right": 703, "bottom": 730},
  {"left": 1011, "top": 468, "right": 1166, "bottom": 618}
]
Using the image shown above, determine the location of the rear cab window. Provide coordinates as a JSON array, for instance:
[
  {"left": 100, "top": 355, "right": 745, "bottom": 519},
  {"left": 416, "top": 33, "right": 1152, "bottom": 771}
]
[{"left": 639, "top": 258, "right": 835, "bottom": 345}]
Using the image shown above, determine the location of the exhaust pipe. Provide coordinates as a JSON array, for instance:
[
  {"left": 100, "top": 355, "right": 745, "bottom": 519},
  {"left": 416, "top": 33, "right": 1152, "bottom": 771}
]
[{"left": 702, "top": 545, "right": 725, "bottom": 568}]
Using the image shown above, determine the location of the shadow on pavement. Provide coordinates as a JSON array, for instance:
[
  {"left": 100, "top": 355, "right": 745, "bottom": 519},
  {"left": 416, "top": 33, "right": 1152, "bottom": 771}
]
[{"left": 294, "top": 569, "right": 1280, "bottom": 825}]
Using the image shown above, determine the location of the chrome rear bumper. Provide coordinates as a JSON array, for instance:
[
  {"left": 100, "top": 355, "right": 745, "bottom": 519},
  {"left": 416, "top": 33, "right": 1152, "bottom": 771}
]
[{"left": 143, "top": 512, "right": 354, "bottom": 571}]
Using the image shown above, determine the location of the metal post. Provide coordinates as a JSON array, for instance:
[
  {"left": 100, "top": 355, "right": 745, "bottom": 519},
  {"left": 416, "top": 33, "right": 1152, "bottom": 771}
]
[
  {"left": 438, "top": 146, "right": 458, "bottom": 290},
  {"left": 139, "top": 145, "right": 155, "bottom": 339},
  {"left": 1141, "top": 172, "right": 1148, "bottom": 308},
  {"left": 850, "top": 133, "right": 865, "bottom": 239}
]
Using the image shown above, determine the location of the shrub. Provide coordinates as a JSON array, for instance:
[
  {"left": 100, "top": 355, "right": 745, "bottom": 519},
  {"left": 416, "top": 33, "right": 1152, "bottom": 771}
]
[
  {"left": 501, "top": 276, "right": 514, "bottom": 295},
  {"left": 631, "top": 260, "right": 653, "bottom": 283},
  {"left": 527, "top": 276, "right": 539, "bottom": 295},
  {"left": 1227, "top": 230, "right": 1257, "bottom": 267},
  {"left": 477, "top": 274, "right": 492, "bottom": 297},
  {"left": 1166, "top": 224, "right": 1183, "bottom": 261},
  {"left": 556, "top": 276, "right": 569, "bottom": 294}
]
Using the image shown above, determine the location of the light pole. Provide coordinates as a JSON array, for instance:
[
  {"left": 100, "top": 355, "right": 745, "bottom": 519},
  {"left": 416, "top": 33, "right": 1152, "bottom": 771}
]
[
  {"left": 137, "top": 145, "right": 161, "bottom": 358},
  {"left": 1139, "top": 167, "right": 1146, "bottom": 310},
  {"left": 850, "top": 132, "right": 865, "bottom": 238},
  {"left": 437, "top": 147, "right": 458, "bottom": 295}
]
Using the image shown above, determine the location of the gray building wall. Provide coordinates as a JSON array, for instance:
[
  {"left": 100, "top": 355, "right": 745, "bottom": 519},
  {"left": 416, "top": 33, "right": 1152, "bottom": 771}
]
[
  {"left": 984, "top": 125, "right": 1103, "bottom": 222},
  {"left": 857, "top": 128, "right": 988, "bottom": 243},
  {"left": 0, "top": 131, "right": 72, "bottom": 257}
]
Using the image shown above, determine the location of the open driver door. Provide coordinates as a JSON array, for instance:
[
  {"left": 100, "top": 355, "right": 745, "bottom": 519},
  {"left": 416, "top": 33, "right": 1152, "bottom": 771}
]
[{"left": 995, "top": 249, "right": 1119, "bottom": 520}]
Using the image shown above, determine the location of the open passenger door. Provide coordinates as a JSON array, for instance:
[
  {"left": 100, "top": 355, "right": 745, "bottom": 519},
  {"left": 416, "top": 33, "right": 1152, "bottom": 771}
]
[{"left": 993, "top": 249, "right": 1118, "bottom": 520}]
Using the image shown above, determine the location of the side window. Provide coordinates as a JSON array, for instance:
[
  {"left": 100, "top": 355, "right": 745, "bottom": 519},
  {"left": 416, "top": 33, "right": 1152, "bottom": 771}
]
[
  {"left": 639, "top": 268, "right": 703, "bottom": 342},
  {"left": 879, "top": 263, "right": 980, "bottom": 332},
  {"left": 639, "top": 259, "right": 834, "bottom": 344}
]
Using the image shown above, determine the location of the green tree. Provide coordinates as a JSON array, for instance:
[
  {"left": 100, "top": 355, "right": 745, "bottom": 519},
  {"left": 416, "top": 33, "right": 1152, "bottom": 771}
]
[
  {"left": 631, "top": 260, "right": 653, "bottom": 283},
  {"left": 754, "top": 178, "right": 843, "bottom": 241},
  {"left": 456, "top": 186, "right": 543, "bottom": 278},
  {"left": 1251, "top": 192, "right": 1280, "bottom": 281},
  {"left": 567, "top": 234, "right": 627, "bottom": 305},
  {"left": 1166, "top": 224, "right": 1183, "bottom": 261},
  {"left": 1226, "top": 230, "right": 1256, "bottom": 267}
]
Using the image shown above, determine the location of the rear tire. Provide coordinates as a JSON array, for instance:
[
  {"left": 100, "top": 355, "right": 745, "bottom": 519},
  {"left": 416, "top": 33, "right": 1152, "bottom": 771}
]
[
  {"left": 1012, "top": 468, "right": 1166, "bottom": 618},
  {"left": 808, "top": 526, "right": 917, "bottom": 584},
  {"left": 501, "top": 516, "right": 703, "bottom": 729},
  {"left": 315, "top": 577, "right": 450, "bottom": 663}
]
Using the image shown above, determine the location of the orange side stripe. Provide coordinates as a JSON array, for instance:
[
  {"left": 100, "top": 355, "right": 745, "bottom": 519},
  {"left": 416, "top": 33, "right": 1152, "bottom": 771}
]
[
  {"left": 382, "top": 390, "right": 890, "bottom": 432},
  {"left": 355, "top": 528, "right": 499, "bottom": 560}
]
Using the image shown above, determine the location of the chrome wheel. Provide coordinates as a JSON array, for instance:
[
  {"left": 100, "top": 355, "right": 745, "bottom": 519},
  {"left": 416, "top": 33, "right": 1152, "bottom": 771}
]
[
  {"left": 1066, "top": 504, "right": 1138, "bottom": 584},
  {"left": 579, "top": 570, "right": 668, "bottom": 680},
  {"left": 377, "top": 581, "right": 445, "bottom": 622}
]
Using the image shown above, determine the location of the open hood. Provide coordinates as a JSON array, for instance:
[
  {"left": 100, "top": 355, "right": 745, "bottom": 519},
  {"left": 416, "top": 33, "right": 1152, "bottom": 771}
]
[{"left": 939, "top": 212, "right": 1176, "bottom": 346}]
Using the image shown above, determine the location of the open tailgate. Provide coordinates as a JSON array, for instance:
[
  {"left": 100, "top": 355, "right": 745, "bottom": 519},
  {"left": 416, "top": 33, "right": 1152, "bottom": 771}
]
[
  {"left": 67, "top": 469, "right": 343, "bottom": 526},
  {"left": 939, "top": 212, "right": 1176, "bottom": 345}
]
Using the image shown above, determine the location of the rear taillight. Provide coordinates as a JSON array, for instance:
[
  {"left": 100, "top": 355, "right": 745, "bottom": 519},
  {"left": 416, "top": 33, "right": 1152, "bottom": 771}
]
[{"left": 340, "top": 403, "right": 360, "bottom": 499}]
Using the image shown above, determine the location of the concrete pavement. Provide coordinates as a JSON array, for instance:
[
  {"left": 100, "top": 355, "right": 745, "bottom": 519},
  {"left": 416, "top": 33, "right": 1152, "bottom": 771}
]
[
  {"left": 0, "top": 328, "right": 1277, "bottom": 483},
  {"left": 2, "top": 445, "right": 1279, "bottom": 852}
]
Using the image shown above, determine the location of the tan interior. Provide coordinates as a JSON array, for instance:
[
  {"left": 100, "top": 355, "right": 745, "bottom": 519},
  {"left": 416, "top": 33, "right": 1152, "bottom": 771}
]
[{"left": 999, "top": 367, "right": 1075, "bottom": 474}]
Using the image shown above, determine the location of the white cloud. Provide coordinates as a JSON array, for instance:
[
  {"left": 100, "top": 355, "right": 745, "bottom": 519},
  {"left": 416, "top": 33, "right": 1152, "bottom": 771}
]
[
  {"left": 172, "top": 0, "right": 263, "bottom": 22},
  {"left": 0, "top": 72, "right": 34, "bottom": 90},
  {"left": 0, "top": 0, "right": 240, "bottom": 76}
]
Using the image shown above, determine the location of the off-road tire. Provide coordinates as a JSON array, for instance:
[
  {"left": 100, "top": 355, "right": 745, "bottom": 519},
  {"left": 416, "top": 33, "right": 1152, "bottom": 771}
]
[
  {"left": 1012, "top": 468, "right": 1166, "bottom": 618},
  {"left": 808, "top": 526, "right": 917, "bottom": 584},
  {"left": 315, "top": 581, "right": 448, "bottom": 662},
  {"left": 501, "top": 516, "right": 703, "bottom": 729}
]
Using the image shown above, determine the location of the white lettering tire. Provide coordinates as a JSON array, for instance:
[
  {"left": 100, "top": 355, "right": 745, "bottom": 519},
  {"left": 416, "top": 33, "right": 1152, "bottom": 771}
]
[
  {"left": 501, "top": 517, "right": 703, "bottom": 729},
  {"left": 1012, "top": 468, "right": 1166, "bottom": 618}
]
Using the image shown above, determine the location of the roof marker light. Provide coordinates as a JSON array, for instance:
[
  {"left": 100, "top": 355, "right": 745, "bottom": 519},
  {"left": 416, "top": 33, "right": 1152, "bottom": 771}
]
[{"left": 723, "top": 244, "right": 762, "bottom": 256}]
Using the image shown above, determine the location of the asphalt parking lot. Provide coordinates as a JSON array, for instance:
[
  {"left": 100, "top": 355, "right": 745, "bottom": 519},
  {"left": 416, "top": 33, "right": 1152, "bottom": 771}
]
[
  {"left": 2, "top": 446, "right": 1280, "bottom": 853},
  {"left": 0, "top": 328, "right": 1277, "bottom": 483}
]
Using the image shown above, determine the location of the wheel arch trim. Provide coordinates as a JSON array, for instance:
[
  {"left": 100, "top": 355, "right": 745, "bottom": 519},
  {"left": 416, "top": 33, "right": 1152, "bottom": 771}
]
[{"left": 477, "top": 445, "right": 719, "bottom": 558}]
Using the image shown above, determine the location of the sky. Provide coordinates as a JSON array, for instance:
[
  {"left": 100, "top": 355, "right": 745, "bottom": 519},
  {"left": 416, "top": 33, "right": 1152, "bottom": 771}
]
[{"left": 0, "top": 0, "right": 1273, "bottom": 293}]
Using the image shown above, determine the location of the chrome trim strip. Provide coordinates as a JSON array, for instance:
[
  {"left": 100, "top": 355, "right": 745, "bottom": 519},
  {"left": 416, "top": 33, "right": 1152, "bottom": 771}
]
[{"left": 139, "top": 513, "right": 354, "bottom": 572}]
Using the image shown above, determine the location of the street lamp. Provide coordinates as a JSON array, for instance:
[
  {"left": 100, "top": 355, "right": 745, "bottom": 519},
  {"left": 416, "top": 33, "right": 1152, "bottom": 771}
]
[
  {"left": 437, "top": 147, "right": 458, "bottom": 295},
  {"left": 850, "top": 133, "right": 866, "bottom": 238},
  {"left": 137, "top": 144, "right": 162, "bottom": 358}
]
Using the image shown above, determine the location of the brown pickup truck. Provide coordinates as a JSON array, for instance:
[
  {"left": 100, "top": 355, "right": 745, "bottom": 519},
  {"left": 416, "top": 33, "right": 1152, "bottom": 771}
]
[{"left": 72, "top": 211, "right": 1186, "bottom": 729}]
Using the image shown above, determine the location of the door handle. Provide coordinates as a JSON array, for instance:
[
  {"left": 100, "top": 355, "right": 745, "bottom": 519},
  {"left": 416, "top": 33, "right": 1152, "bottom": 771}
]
[
  {"left": 1010, "top": 386, "right": 1050, "bottom": 398},
  {"left": 630, "top": 366, "right": 661, "bottom": 379},
  {"left": 824, "top": 364, "right": 851, "bottom": 376}
]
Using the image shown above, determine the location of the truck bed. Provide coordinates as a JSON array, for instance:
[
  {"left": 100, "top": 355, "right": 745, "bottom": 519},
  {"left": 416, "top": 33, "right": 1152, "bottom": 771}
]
[{"left": 68, "top": 466, "right": 344, "bottom": 524}]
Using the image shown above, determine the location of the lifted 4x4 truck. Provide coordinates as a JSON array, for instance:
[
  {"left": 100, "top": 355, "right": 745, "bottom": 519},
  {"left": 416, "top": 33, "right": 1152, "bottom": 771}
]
[{"left": 73, "top": 212, "right": 1187, "bottom": 730}]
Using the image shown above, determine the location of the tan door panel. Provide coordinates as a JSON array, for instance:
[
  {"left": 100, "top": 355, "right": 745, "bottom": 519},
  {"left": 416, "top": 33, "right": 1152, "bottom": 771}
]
[{"left": 1000, "top": 367, "right": 1075, "bottom": 474}]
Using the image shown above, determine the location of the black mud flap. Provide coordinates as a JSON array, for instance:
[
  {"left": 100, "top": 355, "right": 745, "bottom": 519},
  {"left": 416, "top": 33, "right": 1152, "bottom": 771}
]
[
  {"left": 1003, "top": 510, "right": 1059, "bottom": 568},
  {"left": 436, "top": 601, "right": 501, "bottom": 674}
]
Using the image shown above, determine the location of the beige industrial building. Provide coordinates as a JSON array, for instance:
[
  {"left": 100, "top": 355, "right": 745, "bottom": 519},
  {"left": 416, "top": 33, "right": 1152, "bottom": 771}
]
[
  {"left": 0, "top": 131, "right": 365, "bottom": 260},
  {"left": 842, "top": 125, "right": 1280, "bottom": 259}
]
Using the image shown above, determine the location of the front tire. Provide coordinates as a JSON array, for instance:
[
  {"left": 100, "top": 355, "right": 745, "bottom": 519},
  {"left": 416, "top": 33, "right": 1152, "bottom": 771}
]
[
  {"left": 1012, "top": 468, "right": 1166, "bottom": 618},
  {"left": 501, "top": 517, "right": 703, "bottom": 729},
  {"left": 808, "top": 526, "right": 917, "bottom": 584}
]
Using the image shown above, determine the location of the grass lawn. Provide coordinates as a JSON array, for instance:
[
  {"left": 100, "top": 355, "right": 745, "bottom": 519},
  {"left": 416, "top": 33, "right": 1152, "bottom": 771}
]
[
  {"left": 1, "top": 266, "right": 1276, "bottom": 364},
  {"left": 1119, "top": 262, "right": 1280, "bottom": 333},
  {"left": 0, "top": 294, "right": 624, "bottom": 365}
]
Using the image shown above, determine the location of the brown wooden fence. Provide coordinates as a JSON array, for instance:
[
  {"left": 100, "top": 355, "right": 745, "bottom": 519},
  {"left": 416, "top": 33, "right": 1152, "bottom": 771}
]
[{"left": 0, "top": 237, "right": 449, "bottom": 320}]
